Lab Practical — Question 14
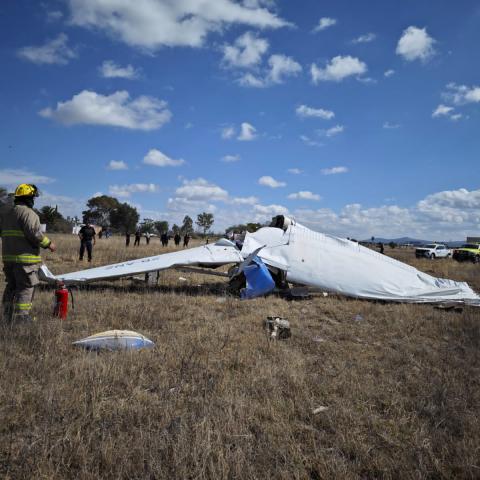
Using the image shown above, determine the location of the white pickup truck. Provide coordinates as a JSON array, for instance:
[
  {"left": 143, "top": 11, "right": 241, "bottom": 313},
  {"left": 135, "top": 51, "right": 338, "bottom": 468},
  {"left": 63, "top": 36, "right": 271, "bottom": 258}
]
[{"left": 415, "top": 244, "right": 451, "bottom": 259}]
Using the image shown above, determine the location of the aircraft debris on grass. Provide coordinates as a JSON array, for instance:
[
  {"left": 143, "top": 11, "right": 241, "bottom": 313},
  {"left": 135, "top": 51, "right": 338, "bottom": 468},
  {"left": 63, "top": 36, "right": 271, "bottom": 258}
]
[{"left": 40, "top": 216, "right": 480, "bottom": 305}]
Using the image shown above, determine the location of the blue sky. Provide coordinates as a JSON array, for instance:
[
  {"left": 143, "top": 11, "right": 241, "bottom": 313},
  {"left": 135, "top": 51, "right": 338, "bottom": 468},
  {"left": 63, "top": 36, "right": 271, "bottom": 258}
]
[{"left": 0, "top": 0, "right": 479, "bottom": 239}]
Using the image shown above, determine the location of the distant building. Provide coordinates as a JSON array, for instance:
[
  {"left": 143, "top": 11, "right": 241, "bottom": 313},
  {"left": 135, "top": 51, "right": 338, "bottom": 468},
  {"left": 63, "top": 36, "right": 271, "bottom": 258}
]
[{"left": 466, "top": 236, "right": 480, "bottom": 244}]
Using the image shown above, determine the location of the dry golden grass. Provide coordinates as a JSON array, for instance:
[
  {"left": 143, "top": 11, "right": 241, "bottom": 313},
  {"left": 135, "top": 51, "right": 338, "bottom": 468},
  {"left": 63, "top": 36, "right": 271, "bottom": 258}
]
[{"left": 1, "top": 235, "right": 479, "bottom": 479}]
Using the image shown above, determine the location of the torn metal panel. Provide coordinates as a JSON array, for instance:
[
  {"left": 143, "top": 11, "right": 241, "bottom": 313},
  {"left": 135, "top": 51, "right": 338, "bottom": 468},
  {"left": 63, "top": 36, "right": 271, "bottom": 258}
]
[
  {"left": 240, "top": 256, "right": 275, "bottom": 299},
  {"left": 241, "top": 220, "right": 480, "bottom": 305}
]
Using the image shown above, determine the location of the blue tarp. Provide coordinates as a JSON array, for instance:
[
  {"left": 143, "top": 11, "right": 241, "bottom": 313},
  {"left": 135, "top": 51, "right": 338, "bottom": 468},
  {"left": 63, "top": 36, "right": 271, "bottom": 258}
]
[{"left": 240, "top": 256, "right": 275, "bottom": 299}]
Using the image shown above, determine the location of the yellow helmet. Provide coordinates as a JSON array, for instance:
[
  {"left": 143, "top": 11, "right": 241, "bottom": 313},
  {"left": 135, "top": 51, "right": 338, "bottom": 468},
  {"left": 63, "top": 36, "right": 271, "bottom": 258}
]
[{"left": 14, "top": 183, "right": 39, "bottom": 198}]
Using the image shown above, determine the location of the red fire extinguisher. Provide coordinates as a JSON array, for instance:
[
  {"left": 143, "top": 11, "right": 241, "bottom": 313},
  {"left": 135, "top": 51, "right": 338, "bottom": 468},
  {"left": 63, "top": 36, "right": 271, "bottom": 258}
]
[{"left": 53, "top": 283, "right": 70, "bottom": 319}]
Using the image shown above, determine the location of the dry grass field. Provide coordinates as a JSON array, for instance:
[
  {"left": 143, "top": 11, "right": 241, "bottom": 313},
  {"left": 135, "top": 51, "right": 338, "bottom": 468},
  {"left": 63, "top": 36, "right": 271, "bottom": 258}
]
[{"left": 1, "top": 234, "right": 479, "bottom": 479}]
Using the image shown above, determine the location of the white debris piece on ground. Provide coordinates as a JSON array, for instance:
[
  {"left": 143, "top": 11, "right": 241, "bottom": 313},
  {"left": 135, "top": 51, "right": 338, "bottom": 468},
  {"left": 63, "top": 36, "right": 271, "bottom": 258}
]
[
  {"left": 178, "top": 277, "right": 187, "bottom": 282},
  {"left": 73, "top": 330, "right": 154, "bottom": 351},
  {"left": 313, "top": 406, "right": 329, "bottom": 414},
  {"left": 264, "top": 316, "right": 291, "bottom": 339}
]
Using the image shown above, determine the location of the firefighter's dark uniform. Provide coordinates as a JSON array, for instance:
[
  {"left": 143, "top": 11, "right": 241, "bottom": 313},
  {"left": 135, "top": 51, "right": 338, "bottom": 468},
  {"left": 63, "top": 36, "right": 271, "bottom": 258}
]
[{"left": 0, "top": 203, "right": 51, "bottom": 321}]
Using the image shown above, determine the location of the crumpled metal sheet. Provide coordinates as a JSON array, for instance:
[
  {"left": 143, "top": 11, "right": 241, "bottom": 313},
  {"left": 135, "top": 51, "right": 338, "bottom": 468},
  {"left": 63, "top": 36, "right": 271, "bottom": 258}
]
[{"left": 241, "top": 223, "right": 480, "bottom": 305}]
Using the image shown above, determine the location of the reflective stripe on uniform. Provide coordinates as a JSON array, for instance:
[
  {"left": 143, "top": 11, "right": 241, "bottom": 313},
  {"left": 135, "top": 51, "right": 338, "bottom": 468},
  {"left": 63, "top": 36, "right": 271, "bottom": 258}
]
[
  {"left": 40, "top": 236, "right": 51, "bottom": 248},
  {"left": 14, "top": 303, "right": 32, "bottom": 311},
  {"left": 1, "top": 229, "right": 24, "bottom": 237},
  {"left": 2, "top": 254, "right": 42, "bottom": 264}
]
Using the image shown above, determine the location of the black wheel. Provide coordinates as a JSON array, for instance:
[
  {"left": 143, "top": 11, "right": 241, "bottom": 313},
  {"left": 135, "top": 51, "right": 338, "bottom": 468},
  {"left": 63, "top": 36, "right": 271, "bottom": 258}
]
[{"left": 429, "top": 253, "right": 436, "bottom": 259}]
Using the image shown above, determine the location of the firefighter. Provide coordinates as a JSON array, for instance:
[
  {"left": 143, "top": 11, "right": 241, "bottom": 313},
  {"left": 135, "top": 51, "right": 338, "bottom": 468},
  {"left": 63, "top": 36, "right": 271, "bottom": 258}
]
[{"left": 0, "top": 184, "right": 56, "bottom": 323}]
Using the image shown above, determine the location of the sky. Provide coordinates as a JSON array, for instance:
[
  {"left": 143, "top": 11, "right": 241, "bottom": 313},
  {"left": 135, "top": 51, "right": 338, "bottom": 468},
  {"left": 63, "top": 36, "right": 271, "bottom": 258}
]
[{"left": 0, "top": 0, "right": 479, "bottom": 240}]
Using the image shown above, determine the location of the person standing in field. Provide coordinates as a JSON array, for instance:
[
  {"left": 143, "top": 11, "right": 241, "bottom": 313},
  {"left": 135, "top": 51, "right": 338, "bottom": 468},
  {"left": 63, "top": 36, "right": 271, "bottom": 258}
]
[
  {"left": 78, "top": 222, "right": 96, "bottom": 262},
  {"left": 125, "top": 231, "right": 131, "bottom": 247},
  {"left": 183, "top": 234, "right": 190, "bottom": 248},
  {"left": 174, "top": 233, "right": 181, "bottom": 246},
  {"left": 145, "top": 231, "right": 151, "bottom": 245},
  {"left": 134, "top": 229, "right": 141, "bottom": 246},
  {"left": 0, "top": 184, "right": 56, "bottom": 323}
]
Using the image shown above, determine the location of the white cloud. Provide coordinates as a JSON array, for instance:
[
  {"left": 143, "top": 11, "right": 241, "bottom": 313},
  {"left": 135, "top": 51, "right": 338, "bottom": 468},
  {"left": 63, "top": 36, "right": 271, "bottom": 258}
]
[
  {"left": 321, "top": 166, "right": 348, "bottom": 175},
  {"left": 238, "top": 54, "right": 302, "bottom": 87},
  {"left": 319, "top": 124, "right": 344, "bottom": 137},
  {"left": 221, "top": 154, "right": 240, "bottom": 162},
  {"left": 300, "top": 134, "right": 323, "bottom": 147},
  {"left": 418, "top": 188, "right": 480, "bottom": 211},
  {"left": 231, "top": 196, "right": 258, "bottom": 205},
  {"left": 383, "top": 122, "right": 400, "bottom": 129},
  {"left": 242, "top": 0, "right": 276, "bottom": 7},
  {"left": 239, "top": 73, "right": 267, "bottom": 88},
  {"left": 432, "top": 104, "right": 454, "bottom": 118},
  {"left": 39, "top": 90, "right": 171, "bottom": 130},
  {"left": 443, "top": 83, "right": 480, "bottom": 105},
  {"left": 295, "top": 204, "right": 416, "bottom": 239},
  {"left": 17, "top": 33, "right": 76, "bottom": 65},
  {"left": 296, "top": 104, "right": 334, "bottom": 120},
  {"left": 352, "top": 33, "right": 376, "bottom": 44},
  {"left": 396, "top": 26, "right": 436, "bottom": 62},
  {"left": 415, "top": 188, "right": 480, "bottom": 229},
  {"left": 167, "top": 197, "right": 217, "bottom": 214},
  {"left": 109, "top": 183, "right": 158, "bottom": 197},
  {"left": 222, "top": 31, "right": 269, "bottom": 68},
  {"left": 143, "top": 149, "right": 185, "bottom": 167},
  {"left": 258, "top": 176, "right": 286, "bottom": 188},
  {"left": 237, "top": 122, "right": 257, "bottom": 141},
  {"left": 288, "top": 168, "right": 302, "bottom": 174},
  {"left": 384, "top": 69, "right": 395, "bottom": 77},
  {"left": 99, "top": 60, "right": 139, "bottom": 79},
  {"left": 357, "top": 76, "right": 377, "bottom": 85},
  {"left": 36, "top": 191, "right": 82, "bottom": 218},
  {"left": 0, "top": 168, "right": 55, "bottom": 186},
  {"left": 311, "top": 55, "right": 367, "bottom": 83},
  {"left": 221, "top": 126, "right": 236, "bottom": 139},
  {"left": 431, "top": 103, "right": 463, "bottom": 121},
  {"left": 107, "top": 160, "right": 128, "bottom": 170},
  {"left": 288, "top": 191, "right": 321, "bottom": 201},
  {"left": 68, "top": 0, "right": 289, "bottom": 50},
  {"left": 253, "top": 203, "right": 289, "bottom": 221},
  {"left": 267, "top": 54, "right": 302, "bottom": 83},
  {"left": 175, "top": 178, "right": 228, "bottom": 201},
  {"left": 46, "top": 11, "right": 63, "bottom": 22},
  {"left": 313, "top": 17, "right": 337, "bottom": 32}
]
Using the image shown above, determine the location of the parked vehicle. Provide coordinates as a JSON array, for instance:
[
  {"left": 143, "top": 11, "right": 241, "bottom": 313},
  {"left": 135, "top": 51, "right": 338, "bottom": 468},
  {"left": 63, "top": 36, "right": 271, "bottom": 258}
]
[
  {"left": 415, "top": 244, "right": 451, "bottom": 259},
  {"left": 452, "top": 243, "right": 480, "bottom": 263}
]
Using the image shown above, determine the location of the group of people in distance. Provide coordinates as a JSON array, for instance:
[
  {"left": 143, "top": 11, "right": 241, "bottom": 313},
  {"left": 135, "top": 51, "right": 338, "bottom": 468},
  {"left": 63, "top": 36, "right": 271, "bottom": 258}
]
[
  {"left": 124, "top": 230, "right": 190, "bottom": 248},
  {"left": 160, "top": 232, "right": 190, "bottom": 248}
]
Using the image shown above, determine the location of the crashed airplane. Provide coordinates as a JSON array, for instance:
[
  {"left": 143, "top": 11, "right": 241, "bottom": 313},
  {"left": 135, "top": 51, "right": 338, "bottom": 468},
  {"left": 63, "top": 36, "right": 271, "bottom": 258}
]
[{"left": 40, "top": 216, "right": 480, "bottom": 305}]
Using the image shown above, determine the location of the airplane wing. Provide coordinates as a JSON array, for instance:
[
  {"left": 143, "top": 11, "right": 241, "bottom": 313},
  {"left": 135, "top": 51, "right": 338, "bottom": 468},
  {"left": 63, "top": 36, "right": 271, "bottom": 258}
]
[{"left": 39, "top": 241, "right": 243, "bottom": 285}]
